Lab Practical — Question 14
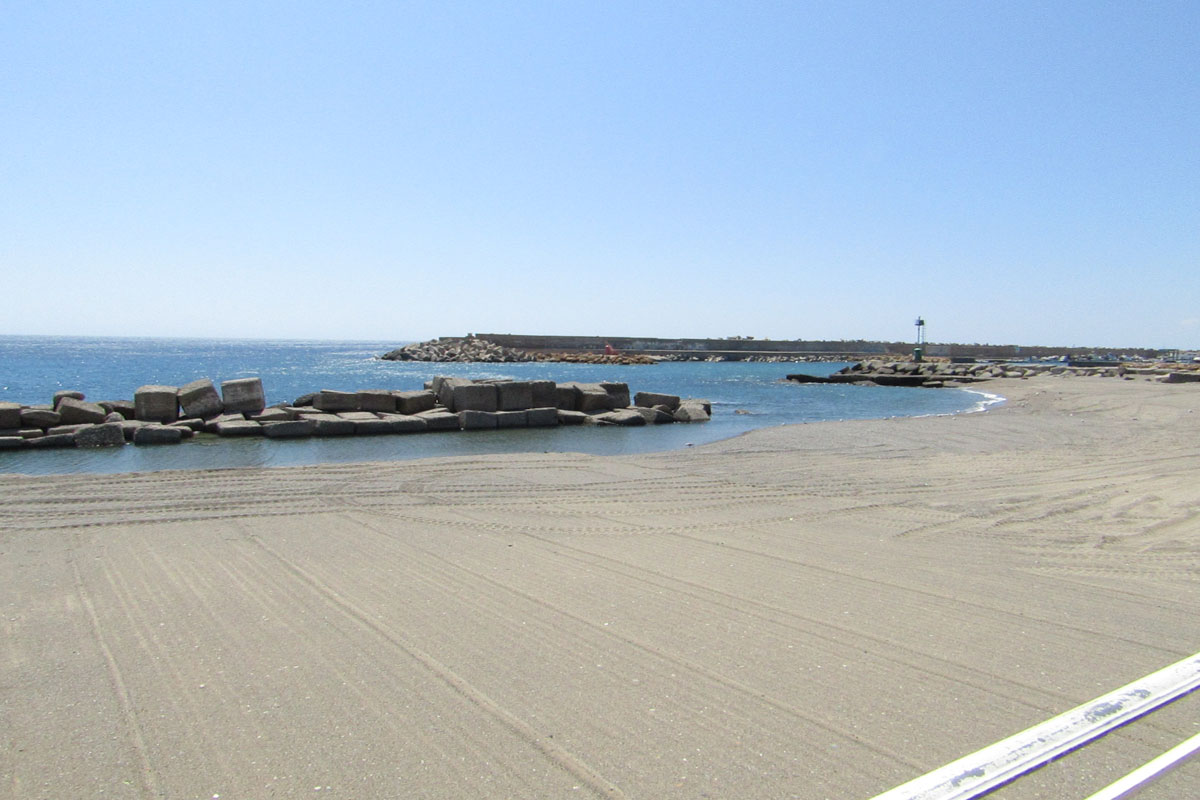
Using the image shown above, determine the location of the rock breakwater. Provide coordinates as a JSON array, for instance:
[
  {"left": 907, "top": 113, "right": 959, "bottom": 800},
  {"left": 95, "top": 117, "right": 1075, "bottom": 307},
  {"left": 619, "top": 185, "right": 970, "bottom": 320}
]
[
  {"left": 381, "top": 336, "right": 658, "bottom": 365},
  {"left": 0, "top": 376, "right": 710, "bottom": 453}
]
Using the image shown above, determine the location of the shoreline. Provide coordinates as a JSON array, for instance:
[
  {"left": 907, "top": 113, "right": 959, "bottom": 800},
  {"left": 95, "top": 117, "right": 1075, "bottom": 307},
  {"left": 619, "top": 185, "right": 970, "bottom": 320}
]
[{"left": 3, "top": 375, "right": 1199, "bottom": 798}]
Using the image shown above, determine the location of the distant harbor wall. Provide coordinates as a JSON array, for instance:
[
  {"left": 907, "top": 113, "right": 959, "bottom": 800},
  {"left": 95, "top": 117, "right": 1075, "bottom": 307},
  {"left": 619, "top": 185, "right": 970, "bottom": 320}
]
[{"left": 474, "top": 334, "right": 1168, "bottom": 361}]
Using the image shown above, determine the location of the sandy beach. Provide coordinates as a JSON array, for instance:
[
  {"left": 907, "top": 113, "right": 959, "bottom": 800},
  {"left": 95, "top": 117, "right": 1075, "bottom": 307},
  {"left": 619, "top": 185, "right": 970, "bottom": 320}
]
[{"left": 3, "top": 375, "right": 1199, "bottom": 799}]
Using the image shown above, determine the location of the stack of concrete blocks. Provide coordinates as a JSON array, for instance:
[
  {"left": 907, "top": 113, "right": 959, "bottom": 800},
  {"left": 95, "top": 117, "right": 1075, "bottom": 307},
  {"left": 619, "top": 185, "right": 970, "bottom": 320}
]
[
  {"left": 429, "top": 377, "right": 561, "bottom": 430},
  {"left": 0, "top": 374, "right": 709, "bottom": 452}
]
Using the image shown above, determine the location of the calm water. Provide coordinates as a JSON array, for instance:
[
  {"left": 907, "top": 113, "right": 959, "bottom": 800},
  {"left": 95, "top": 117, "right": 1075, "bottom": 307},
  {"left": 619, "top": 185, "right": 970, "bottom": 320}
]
[{"left": 0, "top": 336, "right": 1000, "bottom": 475}]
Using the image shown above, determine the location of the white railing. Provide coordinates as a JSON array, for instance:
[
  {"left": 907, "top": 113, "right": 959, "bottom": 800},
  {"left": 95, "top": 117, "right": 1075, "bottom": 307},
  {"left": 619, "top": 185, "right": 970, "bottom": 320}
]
[{"left": 868, "top": 651, "right": 1200, "bottom": 800}]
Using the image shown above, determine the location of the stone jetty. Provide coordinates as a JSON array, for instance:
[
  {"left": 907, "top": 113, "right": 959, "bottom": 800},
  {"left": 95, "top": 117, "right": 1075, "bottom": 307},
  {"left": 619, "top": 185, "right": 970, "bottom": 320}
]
[
  {"left": 382, "top": 336, "right": 658, "bottom": 365},
  {"left": 0, "top": 376, "right": 710, "bottom": 452},
  {"left": 788, "top": 359, "right": 1200, "bottom": 387}
]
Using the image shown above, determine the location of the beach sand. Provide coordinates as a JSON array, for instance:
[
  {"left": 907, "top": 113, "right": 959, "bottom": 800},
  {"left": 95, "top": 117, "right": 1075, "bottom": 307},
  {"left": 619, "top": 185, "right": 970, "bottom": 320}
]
[{"left": 3, "top": 376, "right": 1199, "bottom": 799}]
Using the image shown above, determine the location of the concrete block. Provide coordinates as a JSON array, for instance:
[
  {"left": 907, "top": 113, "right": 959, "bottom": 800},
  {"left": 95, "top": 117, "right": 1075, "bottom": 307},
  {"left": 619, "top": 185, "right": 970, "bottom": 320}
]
[
  {"left": 74, "top": 423, "right": 126, "bottom": 447},
  {"left": 53, "top": 390, "right": 86, "bottom": 407},
  {"left": 221, "top": 377, "right": 266, "bottom": 414},
  {"left": 497, "top": 381, "right": 533, "bottom": 411},
  {"left": 203, "top": 413, "right": 246, "bottom": 434},
  {"left": 591, "top": 409, "right": 646, "bottom": 426},
  {"left": 48, "top": 424, "right": 92, "bottom": 436},
  {"left": 357, "top": 390, "right": 396, "bottom": 413},
  {"left": 380, "top": 414, "right": 427, "bottom": 433},
  {"left": 451, "top": 383, "right": 498, "bottom": 412},
  {"left": 293, "top": 392, "right": 317, "bottom": 407},
  {"left": 574, "top": 383, "right": 612, "bottom": 412},
  {"left": 600, "top": 382, "right": 631, "bottom": 408},
  {"left": 262, "top": 420, "right": 316, "bottom": 438},
  {"left": 134, "top": 385, "right": 179, "bottom": 422},
  {"left": 556, "top": 409, "right": 588, "bottom": 425},
  {"left": 352, "top": 418, "right": 394, "bottom": 435},
  {"left": 414, "top": 410, "right": 461, "bottom": 431},
  {"left": 313, "top": 390, "right": 358, "bottom": 412},
  {"left": 526, "top": 407, "right": 559, "bottom": 427},
  {"left": 214, "top": 419, "right": 262, "bottom": 437},
  {"left": 495, "top": 410, "right": 528, "bottom": 428},
  {"left": 674, "top": 402, "right": 711, "bottom": 422},
  {"left": 100, "top": 400, "right": 137, "bottom": 419},
  {"left": 133, "top": 425, "right": 185, "bottom": 445},
  {"left": 336, "top": 411, "right": 380, "bottom": 421},
  {"left": 250, "top": 408, "right": 293, "bottom": 422},
  {"left": 634, "top": 391, "right": 681, "bottom": 411},
  {"left": 27, "top": 433, "right": 76, "bottom": 448},
  {"left": 299, "top": 413, "right": 356, "bottom": 436},
  {"left": 554, "top": 383, "right": 580, "bottom": 410},
  {"left": 0, "top": 403, "right": 22, "bottom": 429},
  {"left": 171, "top": 418, "right": 206, "bottom": 431},
  {"left": 458, "top": 410, "right": 498, "bottom": 430},
  {"left": 20, "top": 408, "right": 61, "bottom": 428},
  {"left": 0, "top": 436, "right": 24, "bottom": 449},
  {"left": 393, "top": 390, "right": 437, "bottom": 415},
  {"left": 629, "top": 406, "right": 675, "bottom": 424},
  {"left": 166, "top": 423, "right": 195, "bottom": 439},
  {"left": 530, "top": 380, "right": 557, "bottom": 408},
  {"left": 178, "top": 379, "right": 224, "bottom": 418},
  {"left": 434, "top": 377, "right": 473, "bottom": 410},
  {"left": 57, "top": 397, "right": 109, "bottom": 425},
  {"left": 119, "top": 420, "right": 150, "bottom": 440}
]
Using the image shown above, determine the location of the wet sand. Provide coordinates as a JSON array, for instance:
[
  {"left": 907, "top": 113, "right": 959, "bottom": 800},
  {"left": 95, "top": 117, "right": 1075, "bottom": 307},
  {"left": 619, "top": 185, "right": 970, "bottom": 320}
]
[{"left": 3, "top": 376, "right": 1199, "bottom": 799}]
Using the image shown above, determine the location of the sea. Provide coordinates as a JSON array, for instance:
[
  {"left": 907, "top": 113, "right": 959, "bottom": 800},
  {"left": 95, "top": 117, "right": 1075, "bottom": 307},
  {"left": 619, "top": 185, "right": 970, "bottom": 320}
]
[{"left": 0, "top": 336, "right": 1002, "bottom": 476}]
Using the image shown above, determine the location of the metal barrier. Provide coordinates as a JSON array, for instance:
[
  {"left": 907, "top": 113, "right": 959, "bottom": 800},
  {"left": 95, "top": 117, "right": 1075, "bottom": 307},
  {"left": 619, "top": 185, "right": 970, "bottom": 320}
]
[{"left": 868, "top": 651, "right": 1200, "bottom": 800}]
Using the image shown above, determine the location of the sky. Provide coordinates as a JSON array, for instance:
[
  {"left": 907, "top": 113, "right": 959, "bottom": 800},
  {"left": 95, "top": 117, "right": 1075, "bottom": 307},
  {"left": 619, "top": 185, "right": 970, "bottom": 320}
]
[{"left": 2, "top": 2, "right": 1197, "bottom": 348}]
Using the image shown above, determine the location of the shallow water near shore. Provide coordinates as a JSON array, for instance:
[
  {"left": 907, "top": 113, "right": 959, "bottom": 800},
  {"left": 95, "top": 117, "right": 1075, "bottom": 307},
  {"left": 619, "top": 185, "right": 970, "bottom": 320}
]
[{"left": 0, "top": 335, "right": 999, "bottom": 475}]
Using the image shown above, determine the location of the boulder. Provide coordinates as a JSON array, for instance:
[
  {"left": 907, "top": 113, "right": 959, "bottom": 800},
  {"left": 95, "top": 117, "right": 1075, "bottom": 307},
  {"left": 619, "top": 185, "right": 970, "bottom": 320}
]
[
  {"left": 526, "top": 407, "right": 559, "bottom": 427},
  {"left": 20, "top": 408, "right": 61, "bottom": 428},
  {"left": 262, "top": 420, "right": 316, "bottom": 439},
  {"left": 178, "top": 379, "right": 224, "bottom": 418},
  {"left": 495, "top": 410, "right": 528, "bottom": 428},
  {"left": 357, "top": 390, "right": 396, "bottom": 413},
  {"left": 313, "top": 389, "right": 358, "bottom": 412},
  {"left": 393, "top": 390, "right": 437, "bottom": 415},
  {"left": 221, "top": 377, "right": 266, "bottom": 414},
  {"left": 450, "top": 383, "right": 498, "bottom": 413},
  {"left": 458, "top": 410, "right": 498, "bottom": 430},
  {"left": 380, "top": 414, "right": 427, "bottom": 434},
  {"left": 0, "top": 402, "right": 22, "bottom": 429},
  {"left": 57, "top": 397, "right": 109, "bottom": 425},
  {"left": 133, "top": 425, "right": 185, "bottom": 445},
  {"left": 104, "top": 412, "right": 125, "bottom": 423},
  {"left": 74, "top": 422, "right": 126, "bottom": 448},
  {"left": 497, "top": 381, "right": 533, "bottom": 411},
  {"left": 134, "top": 385, "right": 179, "bottom": 422},
  {"left": 293, "top": 392, "right": 317, "bottom": 407},
  {"left": 634, "top": 391, "right": 681, "bottom": 411}
]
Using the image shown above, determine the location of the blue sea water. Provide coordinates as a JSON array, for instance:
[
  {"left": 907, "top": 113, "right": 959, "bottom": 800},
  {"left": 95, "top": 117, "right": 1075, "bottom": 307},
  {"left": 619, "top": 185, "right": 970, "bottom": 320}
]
[{"left": 0, "top": 336, "right": 1000, "bottom": 475}]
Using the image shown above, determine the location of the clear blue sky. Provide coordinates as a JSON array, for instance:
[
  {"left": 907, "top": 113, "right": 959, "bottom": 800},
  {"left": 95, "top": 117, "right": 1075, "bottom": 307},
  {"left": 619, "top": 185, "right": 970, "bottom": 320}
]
[{"left": 3, "top": 2, "right": 1197, "bottom": 348}]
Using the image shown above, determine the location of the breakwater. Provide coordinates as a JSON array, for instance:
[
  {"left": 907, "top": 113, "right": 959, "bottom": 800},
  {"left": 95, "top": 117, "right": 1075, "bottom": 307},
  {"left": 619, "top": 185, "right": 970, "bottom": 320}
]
[
  {"left": 384, "top": 335, "right": 1171, "bottom": 364},
  {"left": 0, "top": 376, "right": 710, "bottom": 452},
  {"left": 788, "top": 359, "right": 1200, "bottom": 388}
]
